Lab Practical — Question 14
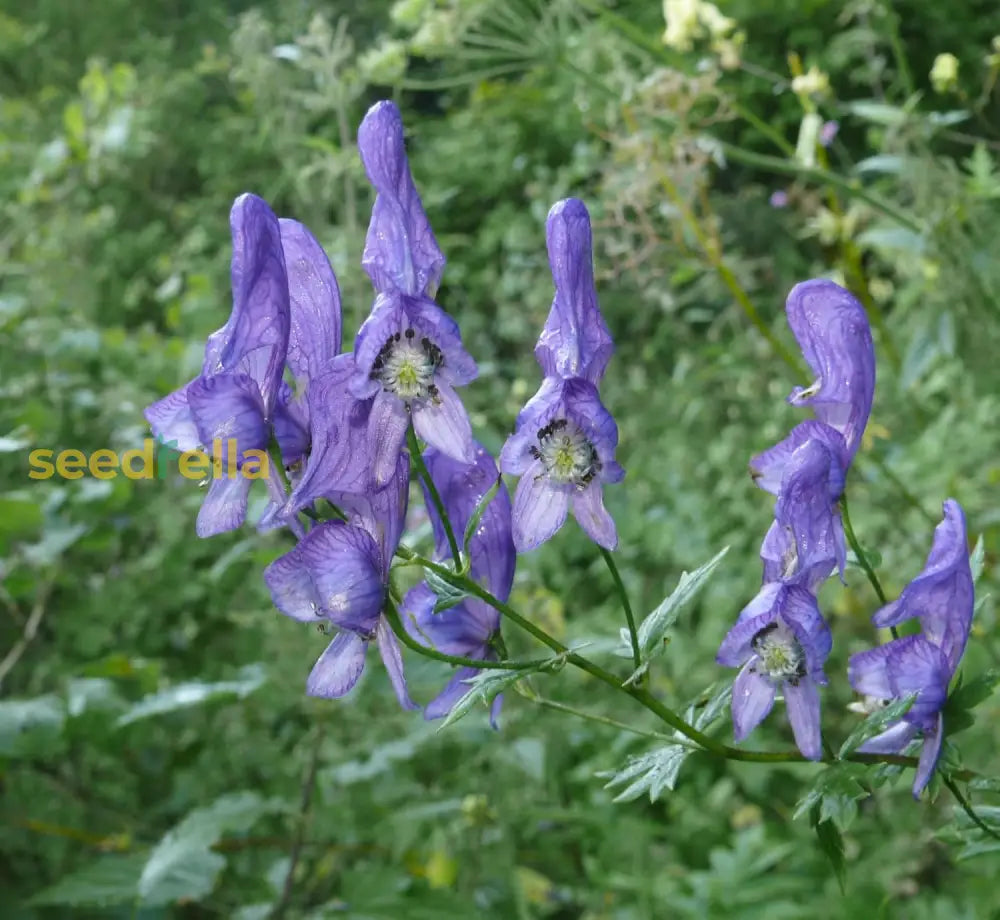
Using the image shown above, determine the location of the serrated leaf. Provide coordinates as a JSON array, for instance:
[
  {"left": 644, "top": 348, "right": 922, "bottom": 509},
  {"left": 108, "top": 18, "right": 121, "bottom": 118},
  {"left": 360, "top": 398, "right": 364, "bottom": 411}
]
[
  {"left": 29, "top": 854, "right": 147, "bottom": 907},
  {"left": 794, "top": 766, "right": 868, "bottom": 831},
  {"left": 599, "top": 744, "right": 689, "bottom": 802},
  {"left": 116, "top": 664, "right": 265, "bottom": 726},
  {"left": 839, "top": 693, "right": 916, "bottom": 757},
  {"left": 813, "top": 816, "right": 847, "bottom": 892},
  {"left": 424, "top": 567, "right": 470, "bottom": 614},
  {"left": 139, "top": 791, "right": 280, "bottom": 906},
  {"left": 631, "top": 546, "right": 728, "bottom": 675},
  {"left": 438, "top": 669, "right": 523, "bottom": 729}
]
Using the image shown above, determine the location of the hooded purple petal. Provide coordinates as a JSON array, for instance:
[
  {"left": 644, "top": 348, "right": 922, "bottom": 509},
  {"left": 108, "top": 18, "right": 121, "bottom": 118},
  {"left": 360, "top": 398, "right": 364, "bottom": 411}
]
[
  {"left": 203, "top": 194, "right": 290, "bottom": 415},
  {"left": 306, "top": 632, "right": 368, "bottom": 699},
  {"left": 279, "top": 218, "right": 341, "bottom": 385},
  {"left": 358, "top": 100, "right": 445, "bottom": 297},
  {"left": 785, "top": 279, "right": 875, "bottom": 458},
  {"left": 912, "top": 713, "right": 944, "bottom": 799},
  {"left": 535, "top": 198, "right": 614, "bottom": 385},
  {"left": 870, "top": 499, "right": 973, "bottom": 670},
  {"left": 264, "top": 520, "right": 385, "bottom": 631}
]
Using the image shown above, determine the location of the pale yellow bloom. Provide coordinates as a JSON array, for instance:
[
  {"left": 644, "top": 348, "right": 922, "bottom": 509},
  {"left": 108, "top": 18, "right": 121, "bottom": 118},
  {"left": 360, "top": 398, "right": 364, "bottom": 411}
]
[
  {"left": 791, "top": 65, "right": 830, "bottom": 97},
  {"left": 930, "top": 52, "right": 960, "bottom": 93}
]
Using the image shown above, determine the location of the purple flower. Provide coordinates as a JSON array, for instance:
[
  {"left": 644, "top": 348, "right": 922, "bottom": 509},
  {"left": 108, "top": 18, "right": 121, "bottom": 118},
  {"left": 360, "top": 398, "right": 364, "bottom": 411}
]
[
  {"left": 353, "top": 100, "right": 477, "bottom": 484},
  {"left": 264, "top": 452, "right": 417, "bottom": 708},
  {"left": 750, "top": 420, "right": 847, "bottom": 499},
  {"left": 402, "top": 443, "right": 515, "bottom": 724},
  {"left": 270, "top": 218, "right": 343, "bottom": 467},
  {"left": 819, "top": 120, "right": 839, "bottom": 148},
  {"left": 718, "top": 584, "right": 832, "bottom": 759},
  {"left": 847, "top": 500, "right": 973, "bottom": 797},
  {"left": 500, "top": 377, "right": 624, "bottom": 552},
  {"left": 534, "top": 198, "right": 613, "bottom": 385},
  {"left": 769, "top": 189, "right": 789, "bottom": 209},
  {"left": 759, "top": 438, "right": 846, "bottom": 590},
  {"left": 784, "top": 279, "right": 875, "bottom": 461},
  {"left": 144, "top": 194, "right": 290, "bottom": 537}
]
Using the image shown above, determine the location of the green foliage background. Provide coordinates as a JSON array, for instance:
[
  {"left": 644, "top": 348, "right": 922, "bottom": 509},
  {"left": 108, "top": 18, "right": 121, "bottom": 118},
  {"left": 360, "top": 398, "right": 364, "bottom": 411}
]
[{"left": 2, "top": 0, "right": 1000, "bottom": 916}]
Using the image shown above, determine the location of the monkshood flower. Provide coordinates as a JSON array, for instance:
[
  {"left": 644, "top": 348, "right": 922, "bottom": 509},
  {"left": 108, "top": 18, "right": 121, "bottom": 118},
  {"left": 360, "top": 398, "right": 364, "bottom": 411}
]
[
  {"left": 534, "top": 198, "right": 614, "bottom": 385},
  {"left": 750, "top": 279, "right": 874, "bottom": 492},
  {"left": 270, "top": 218, "right": 342, "bottom": 468},
  {"left": 145, "top": 194, "right": 289, "bottom": 537},
  {"left": 501, "top": 377, "right": 624, "bottom": 552},
  {"left": 847, "top": 500, "right": 973, "bottom": 797},
  {"left": 719, "top": 442, "right": 839, "bottom": 759},
  {"left": 350, "top": 100, "right": 477, "bottom": 485},
  {"left": 264, "top": 452, "right": 417, "bottom": 708},
  {"left": 402, "top": 443, "right": 515, "bottom": 724}
]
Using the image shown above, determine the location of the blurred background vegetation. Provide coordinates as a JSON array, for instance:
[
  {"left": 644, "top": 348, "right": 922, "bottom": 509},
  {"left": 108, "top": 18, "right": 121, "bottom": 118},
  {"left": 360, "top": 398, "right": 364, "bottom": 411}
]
[{"left": 2, "top": 0, "right": 1000, "bottom": 916}]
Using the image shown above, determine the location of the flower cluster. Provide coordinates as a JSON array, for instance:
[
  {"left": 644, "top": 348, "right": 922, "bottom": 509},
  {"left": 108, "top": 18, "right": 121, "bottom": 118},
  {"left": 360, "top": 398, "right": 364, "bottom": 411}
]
[
  {"left": 144, "top": 100, "right": 621, "bottom": 717},
  {"left": 719, "top": 280, "right": 874, "bottom": 758},
  {"left": 721, "top": 281, "right": 975, "bottom": 794},
  {"left": 848, "top": 500, "right": 973, "bottom": 797}
]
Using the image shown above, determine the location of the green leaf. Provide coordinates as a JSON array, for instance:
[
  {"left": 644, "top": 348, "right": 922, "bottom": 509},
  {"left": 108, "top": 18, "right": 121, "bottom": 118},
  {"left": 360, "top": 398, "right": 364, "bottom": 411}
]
[
  {"left": 0, "top": 695, "right": 65, "bottom": 757},
  {"left": 438, "top": 668, "right": 523, "bottom": 729},
  {"left": 115, "top": 664, "right": 265, "bottom": 726},
  {"left": 599, "top": 744, "right": 689, "bottom": 802},
  {"left": 139, "top": 791, "right": 280, "bottom": 906},
  {"left": 29, "top": 854, "right": 147, "bottom": 907},
  {"left": 813, "top": 814, "right": 847, "bottom": 892},
  {"left": 843, "top": 100, "right": 907, "bottom": 125},
  {"left": 424, "top": 567, "right": 470, "bottom": 614},
  {"left": 854, "top": 154, "right": 906, "bottom": 175},
  {"left": 839, "top": 693, "right": 916, "bottom": 757},
  {"left": 970, "top": 535, "right": 985, "bottom": 583},
  {"left": 629, "top": 546, "right": 729, "bottom": 680},
  {"left": 856, "top": 225, "right": 926, "bottom": 255},
  {"left": 945, "top": 669, "right": 1000, "bottom": 735},
  {"left": 794, "top": 766, "right": 868, "bottom": 831}
]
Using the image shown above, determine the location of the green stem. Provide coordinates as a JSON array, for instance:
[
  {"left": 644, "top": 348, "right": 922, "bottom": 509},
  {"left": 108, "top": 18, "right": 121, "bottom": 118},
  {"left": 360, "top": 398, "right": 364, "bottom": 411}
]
[
  {"left": 600, "top": 547, "right": 641, "bottom": 671},
  {"left": 841, "top": 494, "right": 898, "bottom": 639},
  {"left": 407, "top": 426, "right": 462, "bottom": 567},
  {"left": 944, "top": 775, "right": 1000, "bottom": 842},
  {"left": 392, "top": 545, "right": 979, "bottom": 778},
  {"left": 514, "top": 685, "right": 700, "bottom": 749},
  {"left": 383, "top": 596, "right": 550, "bottom": 672}
]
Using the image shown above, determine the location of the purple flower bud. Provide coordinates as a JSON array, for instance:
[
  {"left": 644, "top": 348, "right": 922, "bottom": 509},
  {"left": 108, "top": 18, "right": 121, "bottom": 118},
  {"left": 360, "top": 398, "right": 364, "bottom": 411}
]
[
  {"left": 819, "top": 120, "right": 839, "bottom": 147},
  {"left": 769, "top": 189, "right": 789, "bottom": 209}
]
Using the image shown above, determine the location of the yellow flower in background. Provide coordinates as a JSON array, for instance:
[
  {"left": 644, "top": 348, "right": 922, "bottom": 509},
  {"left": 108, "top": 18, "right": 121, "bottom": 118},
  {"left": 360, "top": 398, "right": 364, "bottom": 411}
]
[
  {"left": 662, "top": 0, "right": 701, "bottom": 51},
  {"left": 791, "top": 65, "right": 830, "bottom": 98},
  {"left": 930, "top": 52, "right": 960, "bottom": 93},
  {"left": 662, "top": 0, "right": 741, "bottom": 65}
]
